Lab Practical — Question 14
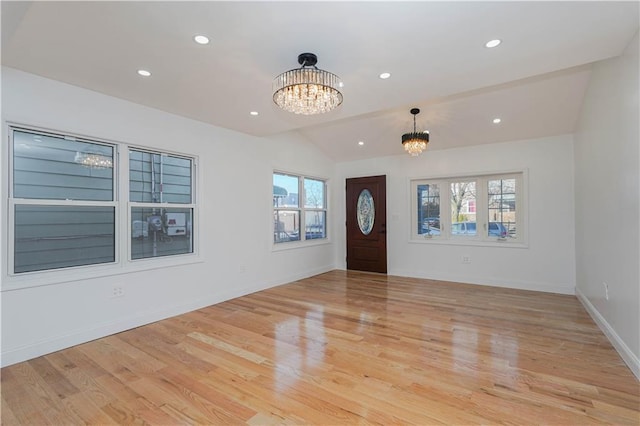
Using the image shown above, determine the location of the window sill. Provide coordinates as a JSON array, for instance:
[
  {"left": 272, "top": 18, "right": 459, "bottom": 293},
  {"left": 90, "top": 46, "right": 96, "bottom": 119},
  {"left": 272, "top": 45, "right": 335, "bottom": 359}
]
[
  {"left": 2, "top": 254, "right": 204, "bottom": 292},
  {"left": 272, "top": 238, "right": 331, "bottom": 252},
  {"left": 409, "top": 237, "right": 528, "bottom": 249}
]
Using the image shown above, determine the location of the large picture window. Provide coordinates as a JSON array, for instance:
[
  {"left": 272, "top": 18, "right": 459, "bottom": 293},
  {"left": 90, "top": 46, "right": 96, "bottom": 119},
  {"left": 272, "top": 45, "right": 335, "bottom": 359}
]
[
  {"left": 411, "top": 172, "right": 524, "bottom": 244},
  {"left": 7, "top": 126, "right": 197, "bottom": 277},
  {"left": 273, "top": 172, "right": 327, "bottom": 244}
]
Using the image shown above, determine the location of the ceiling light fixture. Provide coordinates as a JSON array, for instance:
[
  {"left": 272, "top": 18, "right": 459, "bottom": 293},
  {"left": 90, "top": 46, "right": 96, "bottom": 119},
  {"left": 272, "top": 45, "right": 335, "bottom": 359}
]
[
  {"left": 379, "top": 72, "right": 391, "bottom": 79},
  {"left": 358, "top": 141, "right": 364, "bottom": 146},
  {"left": 74, "top": 150, "right": 113, "bottom": 169},
  {"left": 273, "top": 52, "right": 343, "bottom": 115},
  {"left": 485, "top": 39, "right": 501, "bottom": 48},
  {"left": 193, "top": 35, "right": 210, "bottom": 45},
  {"left": 137, "top": 69, "right": 151, "bottom": 77},
  {"left": 493, "top": 118, "right": 501, "bottom": 124},
  {"left": 402, "top": 108, "right": 429, "bottom": 157},
  {"left": 250, "top": 111, "right": 259, "bottom": 116}
]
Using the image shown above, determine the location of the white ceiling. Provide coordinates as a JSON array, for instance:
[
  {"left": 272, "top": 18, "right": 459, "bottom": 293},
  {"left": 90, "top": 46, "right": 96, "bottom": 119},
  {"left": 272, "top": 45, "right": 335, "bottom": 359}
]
[{"left": 2, "top": 1, "right": 638, "bottom": 161}]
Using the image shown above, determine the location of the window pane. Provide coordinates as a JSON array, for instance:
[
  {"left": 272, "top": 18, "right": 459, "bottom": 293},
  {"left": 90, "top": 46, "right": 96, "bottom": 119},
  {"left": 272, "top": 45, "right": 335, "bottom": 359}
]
[
  {"left": 417, "top": 184, "right": 440, "bottom": 235},
  {"left": 14, "top": 205, "right": 115, "bottom": 273},
  {"left": 13, "top": 130, "right": 113, "bottom": 201},
  {"left": 488, "top": 178, "right": 516, "bottom": 238},
  {"left": 131, "top": 207, "right": 193, "bottom": 259},
  {"left": 304, "top": 178, "right": 325, "bottom": 209},
  {"left": 273, "top": 173, "right": 299, "bottom": 208},
  {"left": 451, "top": 181, "right": 476, "bottom": 236},
  {"left": 305, "top": 211, "right": 326, "bottom": 240},
  {"left": 274, "top": 210, "right": 300, "bottom": 243},
  {"left": 129, "top": 150, "right": 192, "bottom": 203}
]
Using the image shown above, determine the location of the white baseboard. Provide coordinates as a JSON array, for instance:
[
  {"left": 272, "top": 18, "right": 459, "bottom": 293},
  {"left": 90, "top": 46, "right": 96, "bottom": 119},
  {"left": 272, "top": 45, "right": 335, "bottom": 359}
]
[
  {"left": 1, "top": 264, "right": 336, "bottom": 368},
  {"left": 390, "top": 268, "right": 575, "bottom": 295},
  {"left": 576, "top": 288, "right": 640, "bottom": 380}
]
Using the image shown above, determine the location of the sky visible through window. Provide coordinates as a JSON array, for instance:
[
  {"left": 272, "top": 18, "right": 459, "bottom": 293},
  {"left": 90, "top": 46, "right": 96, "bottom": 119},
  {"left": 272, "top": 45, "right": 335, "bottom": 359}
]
[
  {"left": 273, "top": 174, "right": 324, "bottom": 197},
  {"left": 273, "top": 174, "right": 298, "bottom": 195}
]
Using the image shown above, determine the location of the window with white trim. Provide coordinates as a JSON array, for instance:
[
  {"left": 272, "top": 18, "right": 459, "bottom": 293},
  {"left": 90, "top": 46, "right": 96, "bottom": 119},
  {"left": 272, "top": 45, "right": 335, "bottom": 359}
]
[
  {"left": 7, "top": 126, "right": 197, "bottom": 275},
  {"left": 273, "top": 172, "right": 327, "bottom": 244},
  {"left": 129, "top": 149, "right": 194, "bottom": 260},
  {"left": 411, "top": 172, "right": 524, "bottom": 244},
  {"left": 10, "top": 129, "right": 116, "bottom": 273}
]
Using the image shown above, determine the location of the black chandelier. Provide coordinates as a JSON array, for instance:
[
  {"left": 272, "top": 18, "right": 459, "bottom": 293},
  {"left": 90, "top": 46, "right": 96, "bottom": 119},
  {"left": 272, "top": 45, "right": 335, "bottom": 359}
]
[
  {"left": 273, "top": 53, "right": 343, "bottom": 115},
  {"left": 401, "top": 108, "right": 429, "bottom": 156}
]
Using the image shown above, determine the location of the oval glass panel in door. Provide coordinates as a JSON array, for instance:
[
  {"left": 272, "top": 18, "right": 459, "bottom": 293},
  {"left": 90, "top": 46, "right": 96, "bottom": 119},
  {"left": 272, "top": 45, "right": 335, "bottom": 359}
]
[{"left": 356, "top": 189, "right": 375, "bottom": 235}]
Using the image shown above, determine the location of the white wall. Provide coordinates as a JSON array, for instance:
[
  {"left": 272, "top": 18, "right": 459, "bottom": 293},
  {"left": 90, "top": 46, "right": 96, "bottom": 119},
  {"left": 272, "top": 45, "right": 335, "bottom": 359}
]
[
  {"left": 574, "top": 32, "right": 639, "bottom": 378},
  {"left": 0, "top": 67, "right": 336, "bottom": 366},
  {"left": 335, "top": 135, "right": 576, "bottom": 295},
  {"left": 4, "top": 40, "right": 636, "bottom": 375}
]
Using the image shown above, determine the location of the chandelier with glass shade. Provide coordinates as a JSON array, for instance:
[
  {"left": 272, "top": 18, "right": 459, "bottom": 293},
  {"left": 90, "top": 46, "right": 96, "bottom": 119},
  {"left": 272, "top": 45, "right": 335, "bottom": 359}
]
[
  {"left": 273, "top": 53, "right": 343, "bottom": 115},
  {"left": 402, "top": 108, "right": 430, "bottom": 157},
  {"left": 74, "top": 150, "right": 112, "bottom": 169}
]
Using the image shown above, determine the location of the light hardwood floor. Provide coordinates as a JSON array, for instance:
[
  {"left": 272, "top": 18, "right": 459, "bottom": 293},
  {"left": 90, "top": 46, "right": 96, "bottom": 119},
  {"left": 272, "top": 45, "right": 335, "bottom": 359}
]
[{"left": 2, "top": 270, "right": 639, "bottom": 425}]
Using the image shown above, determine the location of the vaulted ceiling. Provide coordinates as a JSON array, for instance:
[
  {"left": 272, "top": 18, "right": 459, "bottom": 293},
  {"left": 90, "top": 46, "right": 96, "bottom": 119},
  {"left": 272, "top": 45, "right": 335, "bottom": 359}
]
[{"left": 2, "top": 1, "right": 638, "bottom": 161}]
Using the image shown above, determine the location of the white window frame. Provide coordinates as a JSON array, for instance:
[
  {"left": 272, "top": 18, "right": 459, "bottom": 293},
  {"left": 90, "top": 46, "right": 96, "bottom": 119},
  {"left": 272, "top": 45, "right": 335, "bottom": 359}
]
[
  {"left": 272, "top": 171, "right": 328, "bottom": 248},
  {"left": 8, "top": 126, "right": 119, "bottom": 276},
  {"left": 410, "top": 171, "right": 527, "bottom": 247},
  {"left": 128, "top": 148, "right": 196, "bottom": 262},
  {"left": 4, "top": 124, "right": 200, "bottom": 290}
]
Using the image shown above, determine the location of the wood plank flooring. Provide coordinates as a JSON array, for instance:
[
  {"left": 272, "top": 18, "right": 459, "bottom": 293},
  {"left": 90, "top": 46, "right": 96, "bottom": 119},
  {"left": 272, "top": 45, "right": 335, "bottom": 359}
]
[{"left": 2, "top": 270, "right": 639, "bottom": 425}]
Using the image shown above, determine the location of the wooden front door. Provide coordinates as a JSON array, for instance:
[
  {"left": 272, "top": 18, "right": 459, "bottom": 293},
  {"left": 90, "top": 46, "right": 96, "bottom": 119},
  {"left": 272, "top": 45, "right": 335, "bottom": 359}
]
[{"left": 346, "top": 175, "right": 387, "bottom": 273}]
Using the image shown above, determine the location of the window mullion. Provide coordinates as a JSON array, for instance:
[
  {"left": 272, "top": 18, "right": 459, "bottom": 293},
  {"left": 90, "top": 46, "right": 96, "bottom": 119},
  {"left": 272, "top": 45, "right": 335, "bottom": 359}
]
[
  {"left": 439, "top": 179, "right": 449, "bottom": 237},
  {"left": 11, "top": 198, "right": 116, "bottom": 207},
  {"left": 118, "top": 146, "right": 127, "bottom": 265},
  {"left": 299, "top": 176, "right": 305, "bottom": 240},
  {"left": 515, "top": 174, "right": 523, "bottom": 241},
  {"left": 476, "top": 177, "right": 488, "bottom": 240}
]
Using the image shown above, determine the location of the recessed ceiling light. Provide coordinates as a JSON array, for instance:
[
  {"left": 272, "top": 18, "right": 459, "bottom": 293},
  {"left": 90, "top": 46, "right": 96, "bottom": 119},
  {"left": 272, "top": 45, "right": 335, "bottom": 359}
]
[
  {"left": 485, "top": 39, "right": 501, "bottom": 48},
  {"left": 250, "top": 111, "right": 259, "bottom": 116},
  {"left": 358, "top": 141, "right": 364, "bottom": 146},
  {"left": 493, "top": 118, "right": 501, "bottom": 124},
  {"left": 379, "top": 72, "right": 391, "bottom": 79},
  {"left": 194, "top": 35, "right": 210, "bottom": 45},
  {"left": 137, "top": 69, "right": 151, "bottom": 77}
]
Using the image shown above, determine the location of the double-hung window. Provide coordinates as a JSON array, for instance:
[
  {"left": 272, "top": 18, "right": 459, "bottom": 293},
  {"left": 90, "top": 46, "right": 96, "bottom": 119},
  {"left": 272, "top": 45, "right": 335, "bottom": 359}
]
[
  {"left": 7, "top": 126, "right": 197, "bottom": 279},
  {"left": 273, "top": 172, "right": 327, "bottom": 244},
  {"left": 129, "top": 149, "right": 194, "bottom": 260},
  {"left": 411, "top": 172, "right": 525, "bottom": 244},
  {"left": 10, "top": 128, "right": 116, "bottom": 273}
]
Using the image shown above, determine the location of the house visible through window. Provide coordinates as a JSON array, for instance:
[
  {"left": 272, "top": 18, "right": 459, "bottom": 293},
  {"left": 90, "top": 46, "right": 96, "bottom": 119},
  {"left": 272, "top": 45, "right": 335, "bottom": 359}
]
[
  {"left": 129, "top": 150, "right": 194, "bottom": 260},
  {"left": 411, "top": 172, "right": 524, "bottom": 243},
  {"left": 8, "top": 126, "right": 197, "bottom": 276},
  {"left": 11, "top": 129, "right": 116, "bottom": 273},
  {"left": 273, "top": 172, "right": 327, "bottom": 244}
]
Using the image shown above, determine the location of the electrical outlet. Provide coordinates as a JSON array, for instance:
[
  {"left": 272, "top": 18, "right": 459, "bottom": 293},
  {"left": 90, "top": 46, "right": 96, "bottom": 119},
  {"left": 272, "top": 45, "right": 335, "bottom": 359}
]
[
  {"left": 112, "top": 286, "right": 125, "bottom": 298},
  {"left": 603, "top": 282, "right": 609, "bottom": 301},
  {"left": 462, "top": 256, "right": 471, "bottom": 264}
]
